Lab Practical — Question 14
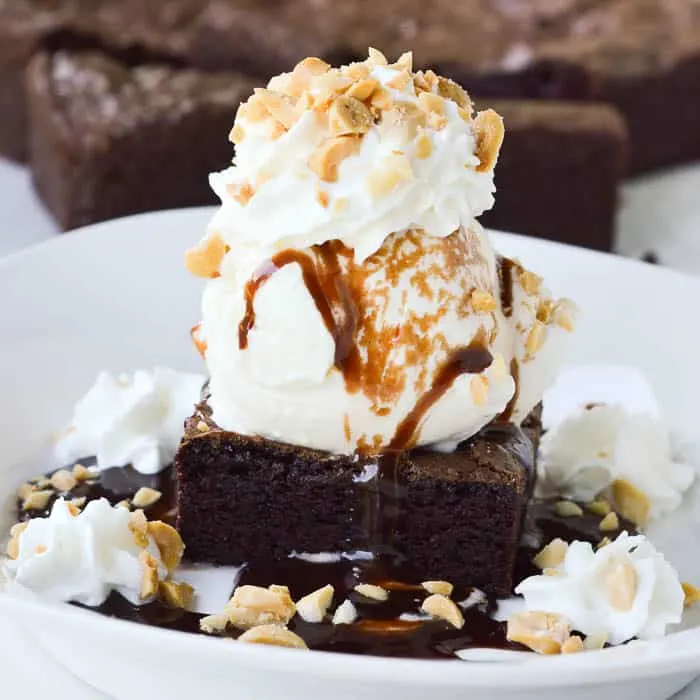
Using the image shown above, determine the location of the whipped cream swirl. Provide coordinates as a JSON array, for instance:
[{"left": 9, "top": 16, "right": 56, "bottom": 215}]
[
  {"left": 516, "top": 532, "right": 684, "bottom": 645},
  {"left": 55, "top": 368, "right": 205, "bottom": 474},
  {"left": 6, "top": 499, "right": 168, "bottom": 607},
  {"left": 209, "top": 50, "right": 496, "bottom": 264},
  {"left": 539, "top": 403, "right": 695, "bottom": 521}
]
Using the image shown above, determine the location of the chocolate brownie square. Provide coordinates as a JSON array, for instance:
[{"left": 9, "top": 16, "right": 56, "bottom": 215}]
[
  {"left": 480, "top": 100, "right": 628, "bottom": 251},
  {"left": 26, "top": 50, "right": 255, "bottom": 230},
  {"left": 175, "top": 402, "right": 369, "bottom": 564},
  {"left": 398, "top": 423, "right": 536, "bottom": 595},
  {"left": 176, "top": 401, "right": 540, "bottom": 595}
]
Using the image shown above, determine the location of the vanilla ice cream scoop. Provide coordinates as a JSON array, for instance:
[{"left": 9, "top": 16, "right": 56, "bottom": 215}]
[{"left": 186, "top": 49, "right": 574, "bottom": 454}]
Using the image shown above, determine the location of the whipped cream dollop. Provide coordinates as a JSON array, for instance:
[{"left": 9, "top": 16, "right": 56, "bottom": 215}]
[
  {"left": 55, "top": 368, "right": 205, "bottom": 474},
  {"left": 6, "top": 499, "right": 168, "bottom": 607},
  {"left": 209, "top": 50, "right": 496, "bottom": 264},
  {"left": 516, "top": 532, "right": 684, "bottom": 645},
  {"left": 188, "top": 49, "right": 575, "bottom": 454},
  {"left": 539, "top": 403, "right": 695, "bottom": 522}
]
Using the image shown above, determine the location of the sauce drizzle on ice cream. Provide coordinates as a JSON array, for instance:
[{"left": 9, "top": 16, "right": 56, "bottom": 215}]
[
  {"left": 389, "top": 329, "right": 493, "bottom": 451},
  {"left": 237, "top": 228, "right": 502, "bottom": 435},
  {"left": 238, "top": 241, "right": 361, "bottom": 379},
  {"left": 497, "top": 256, "right": 515, "bottom": 318}
]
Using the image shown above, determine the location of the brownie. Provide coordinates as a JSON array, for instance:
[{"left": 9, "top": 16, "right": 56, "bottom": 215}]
[
  {"left": 27, "top": 50, "right": 255, "bottom": 230},
  {"left": 0, "top": 0, "right": 203, "bottom": 162},
  {"left": 0, "top": 0, "right": 307, "bottom": 163},
  {"left": 525, "top": 0, "right": 700, "bottom": 173},
  {"left": 480, "top": 100, "right": 629, "bottom": 251},
  {"left": 176, "top": 402, "right": 369, "bottom": 564},
  {"left": 176, "top": 401, "right": 541, "bottom": 595},
  {"left": 397, "top": 424, "right": 536, "bottom": 595}
]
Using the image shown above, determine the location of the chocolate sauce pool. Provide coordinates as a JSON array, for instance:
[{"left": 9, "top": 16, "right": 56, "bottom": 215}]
[{"left": 17, "top": 458, "right": 633, "bottom": 659}]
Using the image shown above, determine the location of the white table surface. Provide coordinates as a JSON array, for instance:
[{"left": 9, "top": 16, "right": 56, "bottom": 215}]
[{"left": 1, "top": 155, "right": 699, "bottom": 699}]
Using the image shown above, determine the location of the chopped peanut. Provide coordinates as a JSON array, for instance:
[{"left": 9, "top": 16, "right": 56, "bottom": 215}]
[
  {"left": 473, "top": 109, "right": 504, "bottom": 172},
  {"left": 421, "top": 580, "right": 454, "bottom": 597},
  {"left": 308, "top": 136, "right": 360, "bottom": 182},
  {"left": 238, "top": 624, "right": 308, "bottom": 649},
  {"left": 421, "top": 594, "right": 464, "bottom": 629},
  {"left": 185, "top": 233, "right": 227, "bottom": 279},
  {"left": 225, "top": 585, "right": 296, "bottom": 630},
  {"left": 533, "top": 538, "right": 568, "bottom": 571}
]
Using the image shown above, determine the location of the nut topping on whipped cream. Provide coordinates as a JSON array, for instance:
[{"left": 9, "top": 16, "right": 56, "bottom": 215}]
[
  {"left": 6, "top": 499, "right": 184, "bottom": 607},
  {"left": 538, "top": 401, "right": 695, "bottom": 524},
  {"left": 188, "top": 49, "right": 575, "bottom": 455},
  {"left": 515, "top": 532, "right": 684, "bottom": 645}
]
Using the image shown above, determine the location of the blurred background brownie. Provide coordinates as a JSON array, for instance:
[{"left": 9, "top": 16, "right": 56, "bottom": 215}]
[
  {"left": 480, "top": 100, "right": 629, "bottom": 250},
  {"left": 0, "top": 0, "right": 71, "bottom": 161},
  {"left": 0, "top": 0, "right": 314, "bottom": 163},
  {"left": 27, "top": 50, "right": 254, "bottom": 230}
]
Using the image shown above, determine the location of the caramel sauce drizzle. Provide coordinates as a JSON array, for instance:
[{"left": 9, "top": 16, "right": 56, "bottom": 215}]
[
  {"left": 238, "top": 229, "right": 509, "bottom": 449},
  {"left": 498, "top": 358, "right": 520, "bottom": 423},
  {"left": 190, "top": 323, "right": 207, "bottom": 359},
  {"left": 388, "top": 329, "right": 493, "bottom": 452},
  {"left": 495, "top": 255, "right": 521, "bottom": 423},
  {"left": 238, "top": 242, "right": 361, "bottom": 377},
  {"left": 497, "top": 255, "right": 515, "bottom": 318}
]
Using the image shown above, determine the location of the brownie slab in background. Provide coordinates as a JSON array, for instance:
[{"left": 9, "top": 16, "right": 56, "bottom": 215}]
[
  {"left": 407, "top": 0, "right": 700, "bottom": 174},
  {"left": 480, "top": 100, "right": 629, "bottom": 251},
  {"left": 0, "top": 0, "right": 203, "bottom": 162},
  {"left": 176, "top": 402, "right": 540, "bottom": 595},
  {"left": 0, "top": 0, "right": 316, "bottom": 163},
  {"left": 529, "top": 0, "right": 700, "bottom": 174},
  {"left": 27, "top": 50, "right": 255, "bottom": 230}
]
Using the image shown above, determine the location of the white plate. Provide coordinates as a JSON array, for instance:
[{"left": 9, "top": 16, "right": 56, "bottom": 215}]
[{"left": 1, "top": 207, "right": 700, "bottom": 700}]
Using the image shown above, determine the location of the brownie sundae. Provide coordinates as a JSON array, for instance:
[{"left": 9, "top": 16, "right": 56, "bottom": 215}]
[{"left": 2, "top": 49, "right": 697, "bottom": 660}]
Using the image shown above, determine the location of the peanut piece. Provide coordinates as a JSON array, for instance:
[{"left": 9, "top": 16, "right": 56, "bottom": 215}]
[
  {"left": 421, "top": 594, "right": 465, "bottom": 629},
  {"left": 51, "top": 469, "right": 77, "bottom": 492},
  {"left": 554, "top": 500, "right": 583, "bottom": 518},
  {"left": 295, "top": 584, "right": 334, "bottom": 623},
  {"left": 225, "top": 585, "right": 296, "bottom": 630},
  {"left": 506, "top": 611, "right": 571, "bottom": 655},
  {"left": 185, "top": 233, "right": 227, "bottom": 279},
  {"left": 473, "top": 109, "right": 504, "bottom": 172},
  {"left": 533, "top": 538, "right": 568, "bottom": 571},
  {"left": 421, "top": 580, "right": 454, "bottom": 597},
  {"left": 147, "top": 521, "right": 185, "bottom": 573},
  {"left": 308, "top": 136, "right": 360, "bottom": 182},
  {"left": 132, "top": 487, "right": 162, "bottom": 509},
  {"left": 599, "top": 511, "right": 620, "bottom": 532},
  {"left": 237, "top": 625, "right": 308, "bottom": 649},
  {"left": 159, "top": 581, "right": 195, "bottom": 610},
  {"left": 354, "top": 583, "right": 389, "bottom": 601},
  {"left": 328, "top": 96, "right": 372, "bottom": 136},
  {"left": 611, "top": 479, "right": 650, "bottom": 526},
  {"left": 604, "top": 563, "right": 637, "bottom": 611}
]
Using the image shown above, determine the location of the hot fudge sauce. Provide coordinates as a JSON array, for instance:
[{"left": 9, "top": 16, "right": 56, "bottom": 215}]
[{"left": 16, "top": 456, "right": 633, "bottom": 659}]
